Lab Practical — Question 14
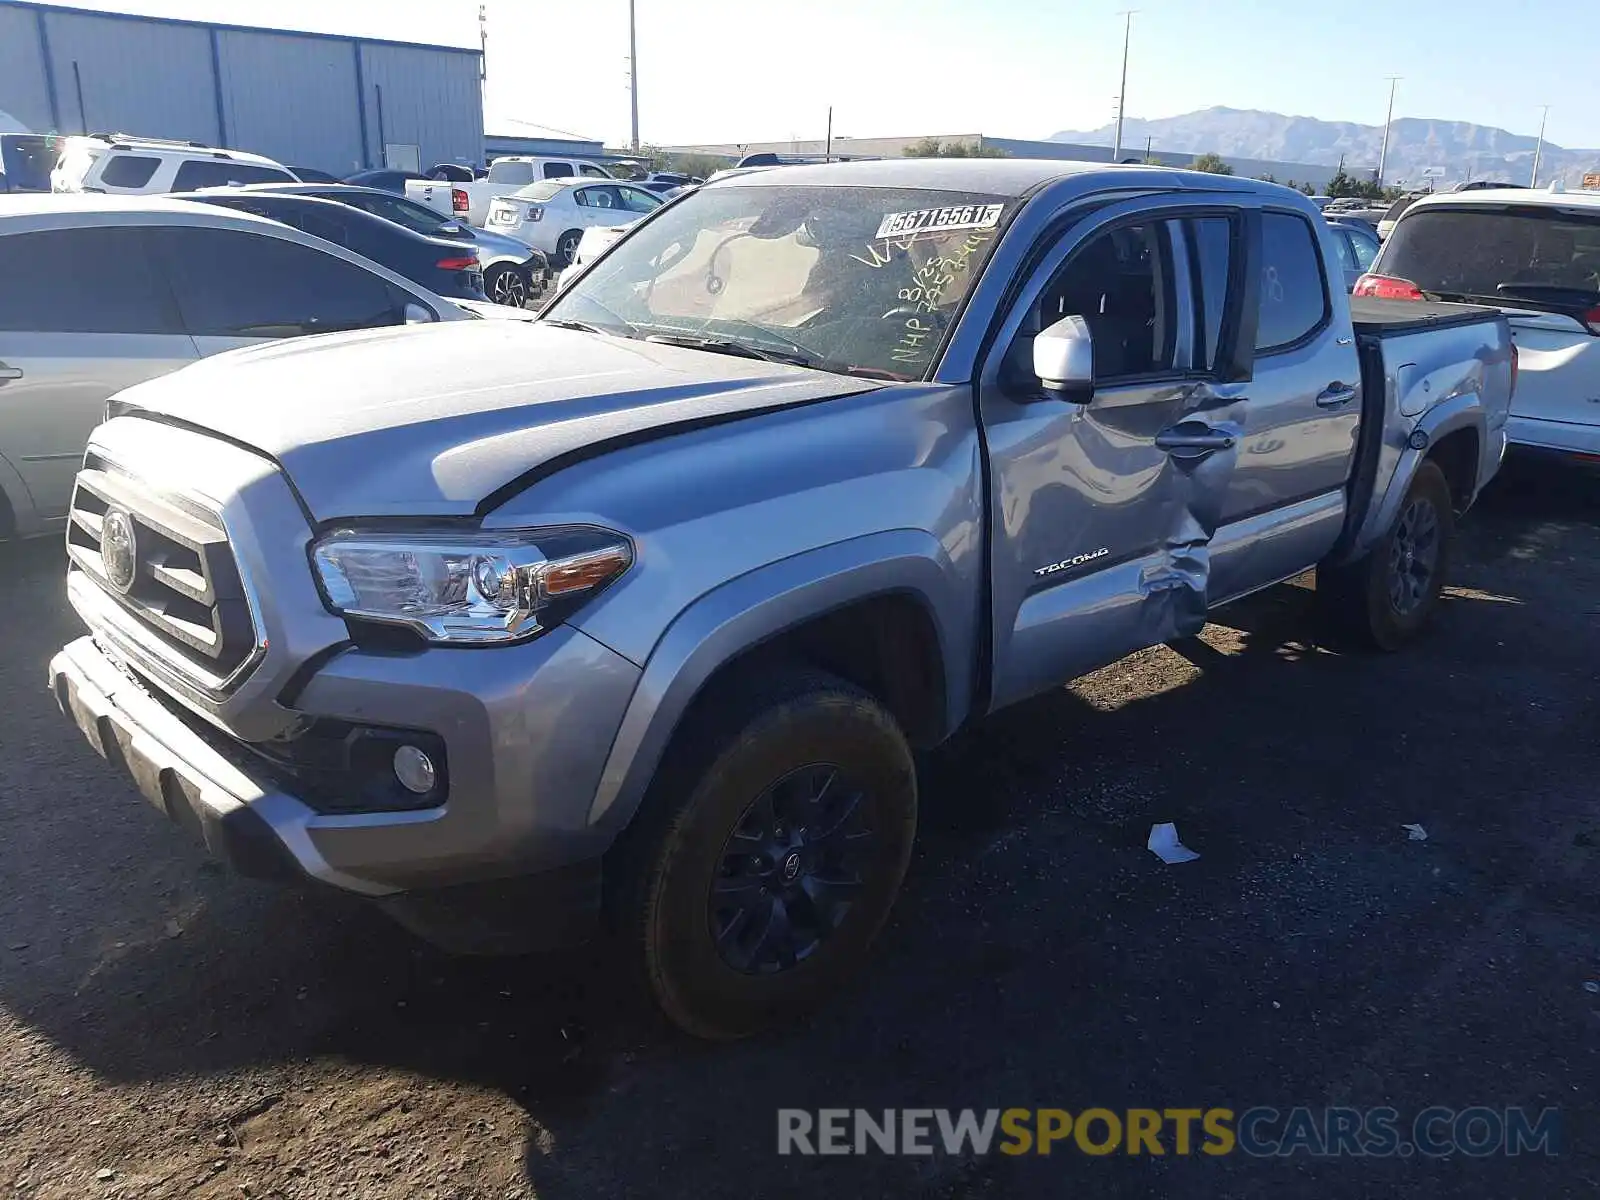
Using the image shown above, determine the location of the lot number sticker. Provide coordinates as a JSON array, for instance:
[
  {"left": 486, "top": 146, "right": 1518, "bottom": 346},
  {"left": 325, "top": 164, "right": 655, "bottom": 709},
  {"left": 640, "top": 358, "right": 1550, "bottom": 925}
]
[{"left": 875, "top": 204, "right": 1005, "bottom": 240}]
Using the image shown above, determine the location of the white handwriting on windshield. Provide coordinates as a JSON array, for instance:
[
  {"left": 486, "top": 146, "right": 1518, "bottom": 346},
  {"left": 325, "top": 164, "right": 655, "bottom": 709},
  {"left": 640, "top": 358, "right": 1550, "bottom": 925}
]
[{"left": 888, "top": 231, "right": 994, "bottom": 367}]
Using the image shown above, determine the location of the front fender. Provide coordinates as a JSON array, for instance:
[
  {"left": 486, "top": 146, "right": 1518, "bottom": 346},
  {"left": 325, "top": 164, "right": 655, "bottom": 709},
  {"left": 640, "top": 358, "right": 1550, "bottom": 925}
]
[
  {"left": 1349, "top": 394, "right": 1487, "bottom": 560},
  {"left": 584, "top": 529, "right": 976, "bottom": 832}
]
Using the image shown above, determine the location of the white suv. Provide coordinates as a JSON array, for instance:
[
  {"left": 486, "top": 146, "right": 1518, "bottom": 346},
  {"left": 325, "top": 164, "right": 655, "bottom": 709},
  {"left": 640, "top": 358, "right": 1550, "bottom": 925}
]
[
  {"left": 51, "top": 133, "right": 297, "bottom": 195},
  {"left": 1360, "top": 185, "right": 1600, "bottom": 462}
]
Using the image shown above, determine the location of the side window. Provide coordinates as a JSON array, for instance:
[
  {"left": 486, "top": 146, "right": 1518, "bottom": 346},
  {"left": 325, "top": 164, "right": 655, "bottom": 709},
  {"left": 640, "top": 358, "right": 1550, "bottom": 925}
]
[
  {"left": 170, "top": 160, "right": 294, "bottom": 191},
  {"left": 1256, "top": 213, "right": 1330, "bottom": 352},
  {"left": 1351, "top": 231, "right": 1379, "bottom": 270},
  {"left": 619, "top": 186, "right": 661, "bottom": 214},
  {"left": 156, "top": 228, "right": 401, "bottom": 337},
  {"left": 542, "top": 161, "right": 575, "bottom": 179},
  {"left": 1027, "top": 222, "right": 1179, "bottom": 383},
  {"left": 276, "top": 207, "right": 350, "bottom": 246},
  {"left": 0, "top": 228, "right": 177, "bottom": 333},
  {"left": 578, "top": 163, "right": 609, "bottom": 178},
  {"left": 1330, "top": 229, "right": 1358, "bottom": 272},
  {"left": 1184, "top": 216, "right": 1233, "bottom": 373},
  {"left": 98, "top": 155, "right": 160, "bottom": 189}
]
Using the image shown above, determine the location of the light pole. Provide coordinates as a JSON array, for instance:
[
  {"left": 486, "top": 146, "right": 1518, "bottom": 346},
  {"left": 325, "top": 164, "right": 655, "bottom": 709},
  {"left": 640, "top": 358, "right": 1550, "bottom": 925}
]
[
  {"left": 1376, "top": 75, "right": 1400, "bottom": 188},
  {"left": 1112, "top": 11, "right": 1136, "bottom": 162},
  {"left": 1530, "top": 105, "right": 1550, "bottom": 187},
  {"left": 627, "top": 0, "right": 640, "bottom": 152}
]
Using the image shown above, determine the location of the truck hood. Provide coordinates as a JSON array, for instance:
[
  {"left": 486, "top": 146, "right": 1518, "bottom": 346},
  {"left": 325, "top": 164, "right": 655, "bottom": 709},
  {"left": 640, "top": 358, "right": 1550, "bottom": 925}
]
[{"left": 110, "top": 321, "right": 876, "bottom": 520}]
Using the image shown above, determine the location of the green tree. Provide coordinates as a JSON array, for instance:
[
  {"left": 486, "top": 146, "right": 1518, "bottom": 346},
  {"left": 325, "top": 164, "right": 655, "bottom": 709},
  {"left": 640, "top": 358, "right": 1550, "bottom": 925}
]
[
  {"left": 1254, "top": 172, "right": 1278, "bottom": 184},
  {"left": 904, "top": 137, "right": 1008, "bottom": 159},
  {"left": 1191, "top": 152, "right": 1234, "bottom": 175}
]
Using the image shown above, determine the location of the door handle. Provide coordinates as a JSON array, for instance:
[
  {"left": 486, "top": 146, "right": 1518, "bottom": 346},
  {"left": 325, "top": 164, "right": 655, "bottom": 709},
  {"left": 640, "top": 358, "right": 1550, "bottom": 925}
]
[
  {"left": 0, "top": 364, "right": 23, "bottom": 385},
  {"left": 1155, "top": 423, "right": 1236, "bottom": 459},
  {"left": 1316, "top": 381, "right": 1358, "bottom": 407}
]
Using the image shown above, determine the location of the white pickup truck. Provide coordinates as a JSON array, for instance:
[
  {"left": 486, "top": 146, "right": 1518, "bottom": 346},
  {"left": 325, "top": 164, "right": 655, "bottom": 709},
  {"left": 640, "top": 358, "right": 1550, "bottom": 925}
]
[{"left": 407, "top": 156, "right": 616, "bottom": 227}]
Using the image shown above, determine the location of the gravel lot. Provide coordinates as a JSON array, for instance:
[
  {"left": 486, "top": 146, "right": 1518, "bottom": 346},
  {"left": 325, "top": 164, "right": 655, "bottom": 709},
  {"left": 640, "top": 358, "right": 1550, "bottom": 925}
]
[{"left": 2, "top": 460, "right": 1596, "bottom": 1199}]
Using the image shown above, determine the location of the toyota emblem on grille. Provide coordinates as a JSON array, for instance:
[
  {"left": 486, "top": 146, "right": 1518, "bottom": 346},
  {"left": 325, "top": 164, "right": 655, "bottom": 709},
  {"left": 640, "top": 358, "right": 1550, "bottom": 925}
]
[{"left": 100, "top": 508, "right": 138, "bottom": 594}]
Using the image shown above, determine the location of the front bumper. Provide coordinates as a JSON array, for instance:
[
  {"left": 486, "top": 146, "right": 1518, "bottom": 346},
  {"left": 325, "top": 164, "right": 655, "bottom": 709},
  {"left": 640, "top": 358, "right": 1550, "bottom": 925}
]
[{"left": 51, "top": 621, "right": 642, "bottom": 899}]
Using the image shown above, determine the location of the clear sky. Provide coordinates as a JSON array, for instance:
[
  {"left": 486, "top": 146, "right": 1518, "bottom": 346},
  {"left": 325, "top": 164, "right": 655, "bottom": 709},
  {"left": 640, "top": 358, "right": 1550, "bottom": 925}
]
[{"left": 31, "top": 0, "right": 1599, "bottom": 150}]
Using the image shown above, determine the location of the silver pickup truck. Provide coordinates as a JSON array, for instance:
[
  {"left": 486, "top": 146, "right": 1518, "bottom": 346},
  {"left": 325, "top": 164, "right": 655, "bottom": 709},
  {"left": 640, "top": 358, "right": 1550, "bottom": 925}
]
[{"left": 50, "top": 161, "right": 1514, "bottom": 1039}]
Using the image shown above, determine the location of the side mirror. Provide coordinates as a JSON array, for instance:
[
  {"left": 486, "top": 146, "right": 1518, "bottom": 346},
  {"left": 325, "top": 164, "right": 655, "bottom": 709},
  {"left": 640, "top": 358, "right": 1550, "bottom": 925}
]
[
  {"left": 403, "top": 302, "right": 437, "bottom": 325},
  {"left": 438, "top": 222, "right": 465, "bottom": 235},
  {"left": 1032, "top": 314, "right": 1095, "bottom": 403}
]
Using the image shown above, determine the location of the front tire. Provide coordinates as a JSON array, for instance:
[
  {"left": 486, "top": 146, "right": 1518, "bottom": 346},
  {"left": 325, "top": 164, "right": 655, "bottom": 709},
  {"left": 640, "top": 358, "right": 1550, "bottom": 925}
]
[
  {"left": 615, "top": 668, "right": 917, "bottom": 1040},
  {"left": 1318, "top": 459, "right": 1455, "bottom": 650}
]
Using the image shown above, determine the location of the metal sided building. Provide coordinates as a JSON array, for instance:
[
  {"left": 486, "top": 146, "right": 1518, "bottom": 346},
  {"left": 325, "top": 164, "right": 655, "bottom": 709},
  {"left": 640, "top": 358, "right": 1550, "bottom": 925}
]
[{"left": 0, "top": 0, "right": 484, "bottom": 174}]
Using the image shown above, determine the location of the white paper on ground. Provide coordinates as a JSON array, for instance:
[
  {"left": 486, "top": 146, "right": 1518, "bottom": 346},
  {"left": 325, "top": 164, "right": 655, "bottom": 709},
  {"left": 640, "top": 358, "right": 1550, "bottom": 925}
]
[
  {"left": 1147, "top": 822, "right": 1200, "bottom": 864},
  {"left": 1402, "top": 823, "right": 1428, "bottom": 842}
]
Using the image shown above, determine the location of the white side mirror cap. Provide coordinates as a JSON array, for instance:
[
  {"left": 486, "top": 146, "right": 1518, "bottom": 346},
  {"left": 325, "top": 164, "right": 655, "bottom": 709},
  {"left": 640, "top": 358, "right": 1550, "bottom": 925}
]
[{"left": 1033, "top": 314, "right": 1095, "bottom": 403}]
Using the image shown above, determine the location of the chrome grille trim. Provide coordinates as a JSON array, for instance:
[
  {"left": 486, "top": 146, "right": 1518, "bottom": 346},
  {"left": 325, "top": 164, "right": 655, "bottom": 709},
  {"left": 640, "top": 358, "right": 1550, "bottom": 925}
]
[{"left": 65, "top": 456, "right": 266, "bottom": 697}]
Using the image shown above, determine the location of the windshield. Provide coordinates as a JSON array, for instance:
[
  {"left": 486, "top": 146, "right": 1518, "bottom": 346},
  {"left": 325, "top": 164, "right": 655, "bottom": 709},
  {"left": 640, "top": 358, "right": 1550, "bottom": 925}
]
[
  {"left": 542, "top": 183, "right": 1013, "bottom": 380},
  {"left": 1382, "top": 206, "right": 1600, "bottom": 314}
]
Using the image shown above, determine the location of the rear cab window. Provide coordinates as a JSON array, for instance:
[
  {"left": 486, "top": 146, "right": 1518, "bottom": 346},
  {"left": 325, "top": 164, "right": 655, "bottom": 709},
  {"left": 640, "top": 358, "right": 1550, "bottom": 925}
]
[
  {"left": 1381, "top": 204, "right": 1600, "bottom": 317},
  {"left": 542, "top": 162, "right": 575, "bottom": 180},
  {"left": 1256, "top": 212, "right": 1331, "bottom": 351},
  {"left": 486, "top": 160, "right": 536, "bottom": 185}
]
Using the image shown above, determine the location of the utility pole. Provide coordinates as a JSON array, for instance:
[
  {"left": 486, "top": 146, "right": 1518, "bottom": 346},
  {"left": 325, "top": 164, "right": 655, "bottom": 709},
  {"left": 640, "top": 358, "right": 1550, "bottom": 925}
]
[
  {"left": 1112, "top": 11, "right": 1136, "bottom": 162},
  {"left": 1376, "top": 75, "right": 1401, "bottom": 187},
  {"left": 825, "top": 106, "right": 833, "bottom": 163},
  {"left": 1530, "top": 104, "right": 1550, "bottom": 187},
  {"left": 1145, "top": 134, "right": 1152, "bottom": 162},
  {"left": 478, "top": 4, "right": 487, "bottom": 84},
  {"left": 627, "top": 0, "right": 640, "bottom": 152}
]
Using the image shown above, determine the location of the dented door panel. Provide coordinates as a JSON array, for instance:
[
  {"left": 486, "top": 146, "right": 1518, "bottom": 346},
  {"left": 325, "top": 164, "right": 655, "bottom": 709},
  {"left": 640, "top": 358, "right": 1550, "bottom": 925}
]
[
  {"left": 986, "top": 376, "right": 1239, "bottom": 708},
  {"left": 976, "top": 194, "right": 1253, "bottom": 713}
]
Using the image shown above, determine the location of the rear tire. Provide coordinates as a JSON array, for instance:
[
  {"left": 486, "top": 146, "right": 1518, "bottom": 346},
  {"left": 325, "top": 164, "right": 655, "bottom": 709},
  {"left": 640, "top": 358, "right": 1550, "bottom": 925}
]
[
  {"left": 612, "top": 668, "right": 917, "bottom": 1040},
  {"left": 1318, "top": 459, "right": 1455, "bottom": 650}
]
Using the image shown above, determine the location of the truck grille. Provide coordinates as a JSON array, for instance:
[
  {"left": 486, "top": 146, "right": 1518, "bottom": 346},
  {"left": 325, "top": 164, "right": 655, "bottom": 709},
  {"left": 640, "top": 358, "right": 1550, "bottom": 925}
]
[{"left": 66, "top": 459, "right": 260, "bottom": 683}]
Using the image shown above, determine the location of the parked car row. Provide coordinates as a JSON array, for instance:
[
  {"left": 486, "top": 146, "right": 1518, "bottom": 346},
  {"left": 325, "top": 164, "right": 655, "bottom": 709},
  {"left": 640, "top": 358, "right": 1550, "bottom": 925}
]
[{"left": 0, "top": 194, "right": 537, "bottom": 539}]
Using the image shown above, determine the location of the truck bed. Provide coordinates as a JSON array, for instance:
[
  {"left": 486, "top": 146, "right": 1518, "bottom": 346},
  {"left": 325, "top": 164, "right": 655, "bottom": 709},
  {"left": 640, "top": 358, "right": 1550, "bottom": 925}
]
[{"left": 1351, "top": 296, "right": 1502, "bottom": 336}]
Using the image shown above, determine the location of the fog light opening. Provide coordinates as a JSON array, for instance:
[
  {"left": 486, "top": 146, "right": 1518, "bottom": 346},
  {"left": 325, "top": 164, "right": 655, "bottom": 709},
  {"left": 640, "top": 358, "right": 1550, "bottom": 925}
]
[{"left": 393, "top": 745, "right": 437, "bottom": 795}]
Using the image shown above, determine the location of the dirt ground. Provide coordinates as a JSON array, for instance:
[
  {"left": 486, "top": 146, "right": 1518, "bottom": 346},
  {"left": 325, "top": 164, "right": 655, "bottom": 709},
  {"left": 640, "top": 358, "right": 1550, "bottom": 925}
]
[{"left": 1, "top": 459, "right": 1596, "bottom": 1199}]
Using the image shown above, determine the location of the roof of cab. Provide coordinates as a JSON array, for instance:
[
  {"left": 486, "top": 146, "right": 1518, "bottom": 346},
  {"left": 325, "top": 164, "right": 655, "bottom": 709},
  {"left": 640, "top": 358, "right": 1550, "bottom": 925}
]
[{"left": 709, "top": 157, "right": 1277, "bottom": 199}]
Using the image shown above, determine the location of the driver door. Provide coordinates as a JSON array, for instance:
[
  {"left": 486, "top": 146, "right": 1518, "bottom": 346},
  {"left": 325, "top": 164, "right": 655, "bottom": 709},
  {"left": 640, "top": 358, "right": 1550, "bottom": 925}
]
[{"left": 977, "top": 197, "right": 1256, "bottom": 711}]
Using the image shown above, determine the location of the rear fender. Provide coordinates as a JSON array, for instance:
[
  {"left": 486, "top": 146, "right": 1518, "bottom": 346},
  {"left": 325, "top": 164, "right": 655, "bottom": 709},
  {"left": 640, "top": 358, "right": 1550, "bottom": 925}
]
[
  {"left": 584, "top": 530, "right": 975, "bottom": 833},
  {"left": 1347, "top": 396, "right": 1485, "bottom": 560}
]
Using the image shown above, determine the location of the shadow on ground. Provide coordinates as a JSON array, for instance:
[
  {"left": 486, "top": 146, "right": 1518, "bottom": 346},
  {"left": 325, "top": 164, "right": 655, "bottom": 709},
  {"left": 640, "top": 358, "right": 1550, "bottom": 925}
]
[{"left": 2, "top": 460, "right": 1596, "bottom": 1198}]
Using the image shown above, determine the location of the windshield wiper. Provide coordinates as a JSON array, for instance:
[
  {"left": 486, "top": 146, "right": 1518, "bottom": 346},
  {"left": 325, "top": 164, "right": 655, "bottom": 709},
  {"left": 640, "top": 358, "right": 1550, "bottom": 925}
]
[
  {"left": 542, "top": 318, "right": 632, "bottom": 338},
  {"left": 642, "top": 332, "right": 814, "bottom": 368}
]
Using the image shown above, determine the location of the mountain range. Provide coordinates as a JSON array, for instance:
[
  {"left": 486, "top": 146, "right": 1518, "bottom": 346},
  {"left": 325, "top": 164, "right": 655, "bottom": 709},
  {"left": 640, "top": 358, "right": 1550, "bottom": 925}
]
[{"left": 1051, "top": 107, "right": 1600, "bottom": 186}]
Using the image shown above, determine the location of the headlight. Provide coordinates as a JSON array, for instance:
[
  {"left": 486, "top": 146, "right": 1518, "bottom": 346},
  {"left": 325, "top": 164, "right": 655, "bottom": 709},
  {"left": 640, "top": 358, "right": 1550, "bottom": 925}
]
[{"left": 311, "top": 526, "right": 632, "bottom": 645}]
